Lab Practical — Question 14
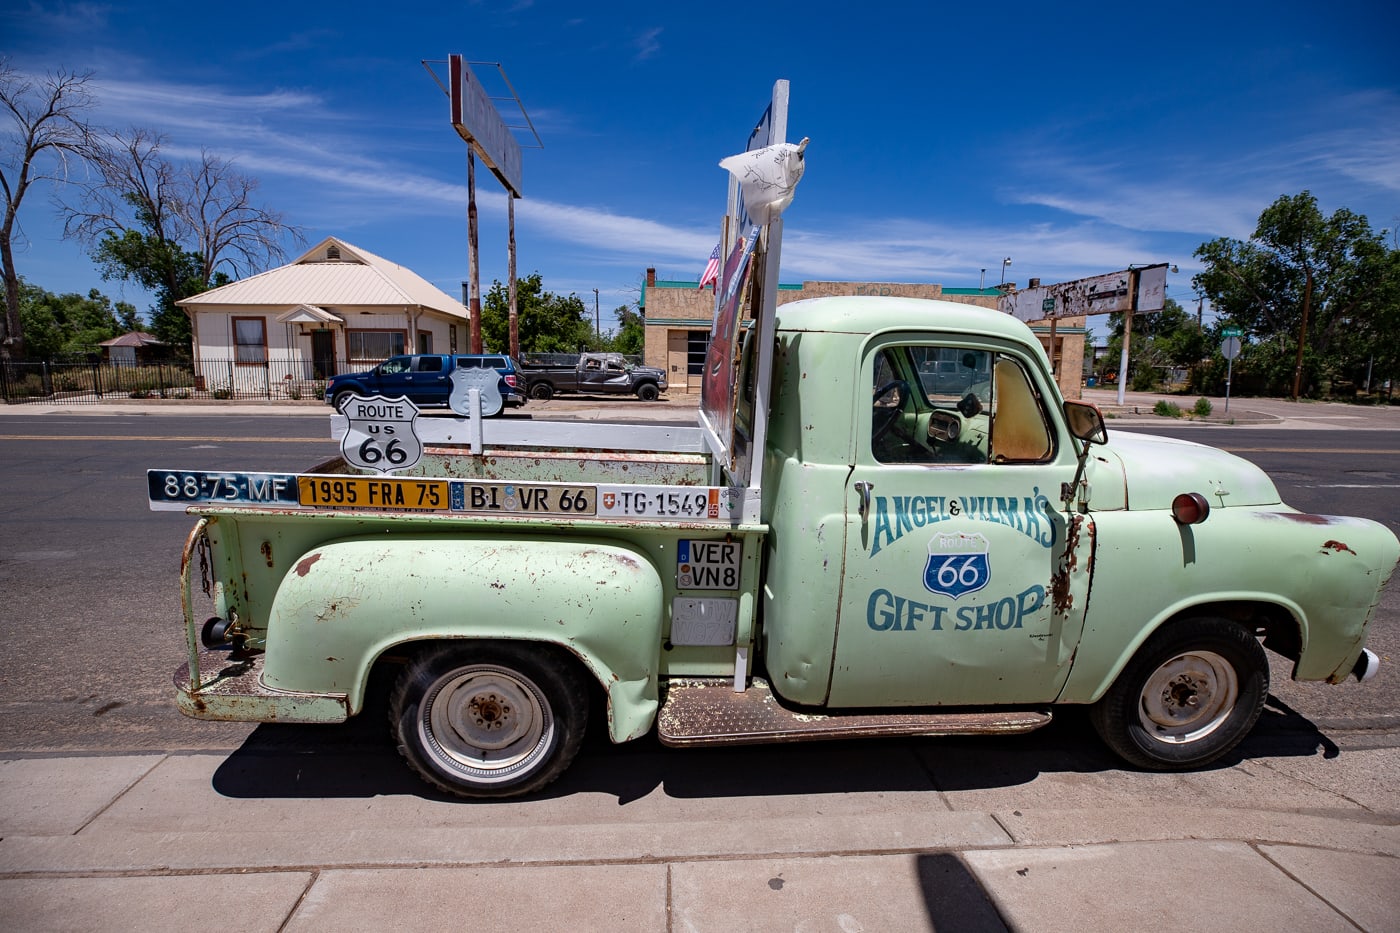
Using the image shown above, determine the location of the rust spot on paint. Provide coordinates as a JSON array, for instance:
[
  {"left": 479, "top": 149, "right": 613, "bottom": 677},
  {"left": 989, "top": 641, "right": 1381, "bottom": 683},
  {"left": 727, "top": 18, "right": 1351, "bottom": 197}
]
[
  {"left": 1051, "top": 513, "right": 1083, "bottom": 613},
  {"left": 260, "top": 540, "right": 274, "bottom": 567},
  {"left": 1263, "top": 512, "right": 1334, "bottom": 525},
  {"left": 1322, "top": 540, "right": 1357, "bottom": 555},
  {"left": 295, "top": 553, "right": 322, "bottom": 577}
]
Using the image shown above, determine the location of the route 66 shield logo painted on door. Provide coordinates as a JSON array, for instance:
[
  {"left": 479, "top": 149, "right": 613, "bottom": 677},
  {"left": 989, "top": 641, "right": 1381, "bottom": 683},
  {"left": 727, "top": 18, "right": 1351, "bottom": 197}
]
[{"left": 924, "top": 532, "right": 990, "bottom": 599}]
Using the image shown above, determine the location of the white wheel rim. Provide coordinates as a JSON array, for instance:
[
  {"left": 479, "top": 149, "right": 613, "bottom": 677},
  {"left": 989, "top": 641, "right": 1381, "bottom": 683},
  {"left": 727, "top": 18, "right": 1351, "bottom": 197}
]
[
  {"left": 1137, "top": 650, "right": 1238, "bottom": 744},
  {"left": 419, "top": 664, "right": 553, "bottom": 784}
]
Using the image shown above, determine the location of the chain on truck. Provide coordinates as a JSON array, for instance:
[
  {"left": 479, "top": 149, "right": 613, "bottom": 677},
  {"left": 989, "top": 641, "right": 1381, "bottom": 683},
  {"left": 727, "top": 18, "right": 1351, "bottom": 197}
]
[{"left": 148, "top": 81, "right": 1398, "bottom": 798}]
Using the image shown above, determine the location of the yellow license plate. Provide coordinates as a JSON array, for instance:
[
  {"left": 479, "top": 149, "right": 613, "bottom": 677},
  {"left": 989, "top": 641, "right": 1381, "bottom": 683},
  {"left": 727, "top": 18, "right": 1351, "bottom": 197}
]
[{"left": 297, "top": 476, "right": 451, "bottom": 510}]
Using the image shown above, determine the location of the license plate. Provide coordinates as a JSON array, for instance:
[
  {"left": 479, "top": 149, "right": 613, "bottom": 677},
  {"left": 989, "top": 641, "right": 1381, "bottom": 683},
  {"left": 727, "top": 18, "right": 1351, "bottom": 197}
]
[
  {"left": 148, "top": 470, "right": 300, "bottom": 510},
  {"left": 297, "top": 476, "right": 452, "bottom": 510},
  {"left": 453, "top": 482, "right": 597, "bottom": 516}
]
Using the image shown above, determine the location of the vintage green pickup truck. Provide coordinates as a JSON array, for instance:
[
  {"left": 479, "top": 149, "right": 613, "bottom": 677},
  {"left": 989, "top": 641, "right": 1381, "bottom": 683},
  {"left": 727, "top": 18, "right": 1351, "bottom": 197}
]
[{"left": 149, "top": 293, "right": 1398, "bottom": 798}]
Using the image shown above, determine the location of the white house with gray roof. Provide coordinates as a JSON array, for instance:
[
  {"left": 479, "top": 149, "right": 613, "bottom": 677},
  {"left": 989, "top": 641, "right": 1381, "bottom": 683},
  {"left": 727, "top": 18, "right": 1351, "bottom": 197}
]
[{"left": 178, "top": 237, "right": 468, "bottom": 393}]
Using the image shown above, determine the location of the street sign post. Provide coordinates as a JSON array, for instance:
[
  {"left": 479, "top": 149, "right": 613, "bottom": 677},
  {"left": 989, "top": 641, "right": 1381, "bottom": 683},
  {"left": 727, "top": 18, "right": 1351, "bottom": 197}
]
[{"left": 1221, "top": 335, "right": 1242, "bottom": 412}]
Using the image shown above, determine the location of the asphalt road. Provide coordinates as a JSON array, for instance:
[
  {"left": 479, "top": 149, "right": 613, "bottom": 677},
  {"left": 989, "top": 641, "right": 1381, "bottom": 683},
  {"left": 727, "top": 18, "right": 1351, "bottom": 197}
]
[{"left": 1, "top": 412, "right": 1396, "bottom": 770}]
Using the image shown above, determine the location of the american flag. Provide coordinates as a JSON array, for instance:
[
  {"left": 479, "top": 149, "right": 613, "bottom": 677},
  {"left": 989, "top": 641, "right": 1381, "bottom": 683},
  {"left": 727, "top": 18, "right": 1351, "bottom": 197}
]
[{"left": 698, "top": 243, "right": 721, "bottom": 289}]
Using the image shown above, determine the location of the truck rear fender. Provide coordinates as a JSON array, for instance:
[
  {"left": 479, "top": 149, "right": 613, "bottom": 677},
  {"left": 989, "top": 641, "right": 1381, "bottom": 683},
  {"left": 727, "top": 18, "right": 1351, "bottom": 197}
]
[{"left": 261, "top": 536, "right": 666, "bottom": 743}]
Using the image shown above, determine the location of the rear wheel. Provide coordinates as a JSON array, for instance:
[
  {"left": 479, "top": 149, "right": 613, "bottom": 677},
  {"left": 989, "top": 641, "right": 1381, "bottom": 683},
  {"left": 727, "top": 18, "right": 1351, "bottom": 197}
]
[
  {"left": 390, "top": 642, "right": 589, "bottom": 798},
  {"left": 530, "top": 382, "right": 554, "bottom": 400},
  {"left": 1090, "top": 616, "right": 1267, "bottom": 770},
  {"left": 636, "top": 383, "right": 659, "bottom": 401}
]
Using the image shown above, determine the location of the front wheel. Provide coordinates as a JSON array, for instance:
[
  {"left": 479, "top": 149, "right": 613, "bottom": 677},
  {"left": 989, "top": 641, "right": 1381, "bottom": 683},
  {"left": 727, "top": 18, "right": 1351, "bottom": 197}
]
[
  {"left": 1090, "top": 617, "right": 1268, "bottom": 770},
  {"left": 390, "top": 643, "right": 589, "bottom": 798},
  {"left": 636, "top": 383, "right": 659, "bottom": 401},
  {"left": 331, "top": 389, "right": 360, "bottom": 411}
]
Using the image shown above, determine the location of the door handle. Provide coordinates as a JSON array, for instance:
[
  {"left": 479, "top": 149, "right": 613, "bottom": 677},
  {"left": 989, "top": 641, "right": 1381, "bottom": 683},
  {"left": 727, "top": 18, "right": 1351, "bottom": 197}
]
[{"left": 854, "top": 481, "right": 875, "bottom": 519}]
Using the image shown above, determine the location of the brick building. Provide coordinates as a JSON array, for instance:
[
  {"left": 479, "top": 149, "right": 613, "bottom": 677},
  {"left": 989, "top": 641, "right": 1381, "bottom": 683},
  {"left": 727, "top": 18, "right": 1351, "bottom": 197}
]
[{"left": 639, "top": 270, "right": 1086, "bottom": 399}]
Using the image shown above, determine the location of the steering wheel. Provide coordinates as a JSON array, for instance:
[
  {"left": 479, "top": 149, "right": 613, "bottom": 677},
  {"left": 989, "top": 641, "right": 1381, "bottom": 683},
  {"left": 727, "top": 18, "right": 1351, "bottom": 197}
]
[{"left": 872, "top": 380, "right": 910, "bottom": 441}]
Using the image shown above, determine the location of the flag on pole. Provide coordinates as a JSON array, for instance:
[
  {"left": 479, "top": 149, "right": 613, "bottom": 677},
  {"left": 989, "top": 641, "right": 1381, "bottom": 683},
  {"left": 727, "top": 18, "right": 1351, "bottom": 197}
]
[{"left": 698, "top": 243, "right": 721, "bottom": 289}]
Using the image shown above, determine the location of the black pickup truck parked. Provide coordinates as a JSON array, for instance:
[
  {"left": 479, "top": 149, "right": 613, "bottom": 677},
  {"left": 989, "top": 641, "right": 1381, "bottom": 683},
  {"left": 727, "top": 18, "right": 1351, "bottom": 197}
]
[{"left": 522, "top": 352, "right": 668, "bottom": 401}]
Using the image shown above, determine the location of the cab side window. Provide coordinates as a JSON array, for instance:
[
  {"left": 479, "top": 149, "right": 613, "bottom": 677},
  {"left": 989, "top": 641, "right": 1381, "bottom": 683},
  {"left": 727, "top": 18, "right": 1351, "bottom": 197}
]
[{"left": 870, "top": 344, "right": 1054, "bottom": 466}]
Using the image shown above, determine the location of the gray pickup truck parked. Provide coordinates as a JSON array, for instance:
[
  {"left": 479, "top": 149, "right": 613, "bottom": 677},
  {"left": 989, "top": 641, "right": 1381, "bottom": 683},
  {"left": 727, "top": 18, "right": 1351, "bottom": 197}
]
[{"left": 523, "top": 352, "right": 668, "bottom": 401}]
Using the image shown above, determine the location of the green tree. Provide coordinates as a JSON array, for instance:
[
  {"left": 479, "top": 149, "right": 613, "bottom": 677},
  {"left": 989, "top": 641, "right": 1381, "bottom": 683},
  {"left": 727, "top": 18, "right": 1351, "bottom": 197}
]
[
  {"left": 1101, "top": 298, "right": 1207, "bottom": 389},
  {"left": 1194, "top": 192, "right": 1397, "bottom": 398},
  {"left": 63, "top": 129, "right": 300, "bottom": 351},
  {"left": 18, "top": 280, "right": 136, "bottom": 359},
  {"left": 611, "top": 305, "right": 645, "bottom": 355},
  {"left": 0, "top": 61, "right": 97, "bottom": 359},
  {"left": 480, "top": 273, "right": 596, "bottom": 354}
]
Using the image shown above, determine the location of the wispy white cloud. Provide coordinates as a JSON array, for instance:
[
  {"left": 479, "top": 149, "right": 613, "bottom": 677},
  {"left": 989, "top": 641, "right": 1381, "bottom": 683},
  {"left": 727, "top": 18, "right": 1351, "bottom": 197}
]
[
  {"left": 1004, "top": 86, "right": 1400, "bottom": 242},
  {"left": 633, "top": 27, "right": 663, "bottom": 61},
  {"left": 3, "top": 1, "right": 111, "bottom": 33}
]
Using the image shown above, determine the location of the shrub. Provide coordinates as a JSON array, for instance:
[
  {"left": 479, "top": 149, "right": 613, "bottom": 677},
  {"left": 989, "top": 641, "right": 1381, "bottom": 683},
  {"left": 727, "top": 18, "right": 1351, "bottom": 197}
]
[
  {"left": 1154, "top": 400, "right": 1184, "bottom": 418},
  {"left": 1192, "top": 397, "right": 1213, "bottom": 417}
]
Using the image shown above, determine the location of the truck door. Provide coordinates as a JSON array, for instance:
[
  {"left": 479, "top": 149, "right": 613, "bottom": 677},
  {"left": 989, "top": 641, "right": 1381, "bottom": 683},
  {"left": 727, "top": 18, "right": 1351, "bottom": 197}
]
[{"left": 831, "top": 340, "right": 1094, "bottom": 707}]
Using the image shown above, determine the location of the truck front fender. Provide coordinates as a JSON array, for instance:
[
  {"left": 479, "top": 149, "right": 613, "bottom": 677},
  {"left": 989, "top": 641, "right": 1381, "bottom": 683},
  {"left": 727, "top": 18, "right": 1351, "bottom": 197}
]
[{"left": 261, "top": 535, "right": 665, "bottom": 743}]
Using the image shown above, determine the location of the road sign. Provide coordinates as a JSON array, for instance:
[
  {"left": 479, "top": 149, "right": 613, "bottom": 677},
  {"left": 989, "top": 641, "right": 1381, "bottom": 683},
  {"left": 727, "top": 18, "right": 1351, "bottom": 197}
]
[
  {"left": 1222, "top": 326, "right": 1242, "bottom": 338},
  {"left": 339, "top": 395, "right": 424, "bottom": 474},
  {"left": 999, "top": 264, "right": 1169, "bottom": 321},
  {"left": 1222, "top": 336, "right": 1241, "bottom": 360}
]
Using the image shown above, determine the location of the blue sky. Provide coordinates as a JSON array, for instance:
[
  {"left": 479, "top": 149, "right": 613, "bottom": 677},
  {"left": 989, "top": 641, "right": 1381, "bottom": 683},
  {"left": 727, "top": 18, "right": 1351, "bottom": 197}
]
[{"left": 6, "top": 1, "right": 1398, "bottom": 333}]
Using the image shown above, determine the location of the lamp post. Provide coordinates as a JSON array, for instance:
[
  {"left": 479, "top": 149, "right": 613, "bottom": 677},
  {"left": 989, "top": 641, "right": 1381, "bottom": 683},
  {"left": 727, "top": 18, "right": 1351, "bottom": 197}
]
[
  {"left": 1000, "top": 257, "right": 1012, "bottom": 286},
  {"left": 979, "top": 268, "right": 986, "bottom": 289}
]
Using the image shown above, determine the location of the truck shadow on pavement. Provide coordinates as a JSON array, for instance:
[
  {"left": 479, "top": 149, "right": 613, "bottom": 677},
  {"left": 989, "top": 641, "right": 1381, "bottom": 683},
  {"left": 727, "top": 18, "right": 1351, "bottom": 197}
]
[{"left": 210, "top": 693, "right": 1342, "bottom": 804}]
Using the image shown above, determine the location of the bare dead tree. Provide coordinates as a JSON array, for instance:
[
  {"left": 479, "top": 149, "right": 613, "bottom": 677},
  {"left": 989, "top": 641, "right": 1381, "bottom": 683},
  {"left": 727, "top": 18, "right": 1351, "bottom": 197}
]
[
  {"left": 65, "top": 129, "right": 302, "bottom": 291},
  {"left": 0, "top": 61, "right": 97, "bottom": 359}
]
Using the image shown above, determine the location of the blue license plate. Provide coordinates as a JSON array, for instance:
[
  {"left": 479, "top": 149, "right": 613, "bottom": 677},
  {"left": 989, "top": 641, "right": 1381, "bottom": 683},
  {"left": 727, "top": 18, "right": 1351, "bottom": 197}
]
[{"left": 147, "top": 470, "right": 301, "bottom": 510}]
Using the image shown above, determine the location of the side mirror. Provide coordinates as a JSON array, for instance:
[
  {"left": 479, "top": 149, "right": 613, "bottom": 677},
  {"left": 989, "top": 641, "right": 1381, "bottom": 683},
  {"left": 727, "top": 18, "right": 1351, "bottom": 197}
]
[{"left": 1063, "top": 401, "right": 1107, "bottom": 445}]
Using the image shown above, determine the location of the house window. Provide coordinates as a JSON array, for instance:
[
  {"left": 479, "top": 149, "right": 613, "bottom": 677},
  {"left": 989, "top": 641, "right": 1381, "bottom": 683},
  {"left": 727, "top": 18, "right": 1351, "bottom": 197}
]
[
  {"left": 347, "top": 329, "right": 406, "bottom": 363},
  {"left": 687, "top": 330, "right": 709, "bottom": 376},
  {"left": 232, "top": 317, "right": 267, "bottom": 364},
  {"left": 417, "top": 331, "right": 433, "bottom": 354}
]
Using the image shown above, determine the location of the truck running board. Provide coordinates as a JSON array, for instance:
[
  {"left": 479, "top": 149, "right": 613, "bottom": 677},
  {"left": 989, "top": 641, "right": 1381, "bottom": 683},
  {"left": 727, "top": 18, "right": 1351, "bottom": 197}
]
[{"left": 656, "top": 677, "right": 1052, "bottom": 747}]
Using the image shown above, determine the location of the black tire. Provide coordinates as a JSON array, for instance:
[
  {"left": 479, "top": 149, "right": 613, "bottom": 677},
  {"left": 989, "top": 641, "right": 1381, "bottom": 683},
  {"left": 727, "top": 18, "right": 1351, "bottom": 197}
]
[
  {"left": 332, "top": 390, "right": 359, "bottom": 411},
  {"left": 636, "top": 383, "right": 660, "bottom": 401},
  {"left": 1090, "top": 616, "right": 1268, "bottom": 770},
  {"left": 529, "top": 382, "right": 554, "bottom": 400},
  {"left": 390, "top": 642, "right": 589, "bottom": 798}
]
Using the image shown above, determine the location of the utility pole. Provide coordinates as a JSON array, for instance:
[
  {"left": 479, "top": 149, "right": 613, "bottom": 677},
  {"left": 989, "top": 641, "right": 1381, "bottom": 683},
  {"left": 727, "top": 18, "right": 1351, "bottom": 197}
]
[
  {"left": 1291, "top": 267, "right": 1313, "bottom": 401},
  {"left": 466, "top": 150, "right": 482, "bottom": 353},
  {"left": 593, "top": 288, "right": 600, "bottom": 338}
]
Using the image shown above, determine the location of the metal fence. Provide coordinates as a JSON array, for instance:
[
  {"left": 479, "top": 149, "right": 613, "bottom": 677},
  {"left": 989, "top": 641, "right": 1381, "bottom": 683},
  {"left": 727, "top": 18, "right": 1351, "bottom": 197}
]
[{"left": 1, "top": 357, "right": 343, "bottom": 405}]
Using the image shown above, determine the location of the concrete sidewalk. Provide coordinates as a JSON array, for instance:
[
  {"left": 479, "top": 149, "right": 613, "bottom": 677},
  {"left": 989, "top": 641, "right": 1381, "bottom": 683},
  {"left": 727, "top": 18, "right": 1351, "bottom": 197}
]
[{"left": 2, "top": 743, "right": 1396, "bottom": 932}]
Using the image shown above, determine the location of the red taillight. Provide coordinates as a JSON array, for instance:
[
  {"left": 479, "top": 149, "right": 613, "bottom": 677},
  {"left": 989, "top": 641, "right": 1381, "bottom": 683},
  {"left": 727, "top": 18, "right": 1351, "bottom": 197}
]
[
  {"left": 505, "top": 374, "right": 518, "bottom": 387},
  {"left": 1171, "top": 492, "right": 1210, "bottom": 525}
]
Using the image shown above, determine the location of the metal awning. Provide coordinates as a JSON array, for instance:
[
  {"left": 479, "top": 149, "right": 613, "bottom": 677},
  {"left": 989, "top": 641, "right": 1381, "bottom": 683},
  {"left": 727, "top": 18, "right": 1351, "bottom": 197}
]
[{"left": 276, "top": 304, "right": 344, "bottom": 325}]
